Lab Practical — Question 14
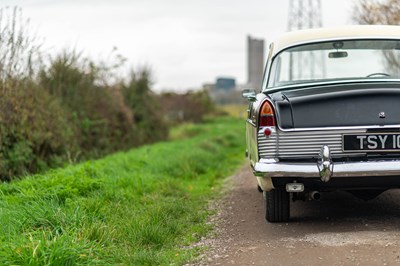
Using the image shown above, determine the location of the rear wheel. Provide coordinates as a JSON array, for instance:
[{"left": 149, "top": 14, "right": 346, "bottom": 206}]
[{"left": 264, "top": 189, "right": 290, "bottom": 222}]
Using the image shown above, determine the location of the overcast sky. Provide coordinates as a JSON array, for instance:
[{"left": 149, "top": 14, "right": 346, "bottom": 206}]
[{"left": 2, "top": 0, "right": 356, "bottom": 91}]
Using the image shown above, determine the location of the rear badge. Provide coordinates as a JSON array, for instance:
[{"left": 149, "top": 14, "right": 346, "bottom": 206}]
[{"left": 379, "top": 112, "right": 385, "bottom": 118}]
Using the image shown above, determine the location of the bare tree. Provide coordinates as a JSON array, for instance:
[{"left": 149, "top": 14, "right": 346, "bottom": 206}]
[
  {"left": 353, "top": 0, "right": 400, "bottom": 25},
  {"left": 0, "top": 6, "right": 42, "bottom": 83},
  {"left": 353, "top": 0, "right": 400, "bottom": 73}
]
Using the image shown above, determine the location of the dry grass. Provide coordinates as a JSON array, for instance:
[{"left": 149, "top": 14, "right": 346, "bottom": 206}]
[{"left": 218, "top": 104, "right": 248, "bottom": 119}]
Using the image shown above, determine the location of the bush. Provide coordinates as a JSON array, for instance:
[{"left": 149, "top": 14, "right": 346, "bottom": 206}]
[
  {"left": 159, "top": 90, "right": 215, "bottom": 124},
  {"left": 122, "top": 68, "right": 168, "bottom": 144},
  {"left": 0, "top": 80, "right": 74, "bottom": 180},
  {"left": 39, "top": 52, "right": 137, "bottom": 158},
  {"left": 0, "top": 51, "right": 170, "bottom": 180}
]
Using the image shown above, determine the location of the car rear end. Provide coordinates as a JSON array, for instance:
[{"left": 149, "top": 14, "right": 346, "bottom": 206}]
[{"left": 245, "top": 26, "right": 400, "bottom": 222}]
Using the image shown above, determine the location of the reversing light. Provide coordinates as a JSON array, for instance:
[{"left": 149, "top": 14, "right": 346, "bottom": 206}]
[{"left": 259, "top": 101, "right": 276, "bottom": 127}]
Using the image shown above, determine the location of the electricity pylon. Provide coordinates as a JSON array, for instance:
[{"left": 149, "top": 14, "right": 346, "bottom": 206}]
[
  {"left": 287, "top": 0, "right": 325, "bottom": 80},
  {"left": 288, "top": 0, "right": 322, "bottom": 31}
]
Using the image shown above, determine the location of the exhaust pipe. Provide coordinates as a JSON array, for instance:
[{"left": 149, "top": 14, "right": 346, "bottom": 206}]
[{"left": 310, "top": 191, "right": 321, "bottom": 201}]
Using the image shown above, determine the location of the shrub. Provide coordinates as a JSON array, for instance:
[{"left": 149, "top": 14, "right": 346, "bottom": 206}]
[
  {"left": 159, "top": 90, "right": 216, "bottom": 124},
  {"left": 39, "top": 52, "right": 137, "bottom": 158},
  {"left": 122, "top": 68, "right": 168, "bottom": 144},
  {"left": 0, "top": 80, "right": 74, "bottom": 180}
]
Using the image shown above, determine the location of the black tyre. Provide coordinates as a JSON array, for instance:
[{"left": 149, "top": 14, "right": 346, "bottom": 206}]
[{"left": 264, "top": 189, "right": 290, "bottom": 223}]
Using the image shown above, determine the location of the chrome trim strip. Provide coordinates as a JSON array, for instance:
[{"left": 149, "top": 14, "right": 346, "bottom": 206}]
[
  {"left": 277, "top": 124, "right": 400, "bottom": 133},
  {"left": 246, "top": 118, "right": 256, "bottom": 127},
  {"left": 264, "top": 79, "right": 400, "bottom": 94}
]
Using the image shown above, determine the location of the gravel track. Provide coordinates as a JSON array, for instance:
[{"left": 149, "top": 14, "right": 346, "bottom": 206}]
[{"left": 192, "top": 165, "right": 400, "bottom": 265}]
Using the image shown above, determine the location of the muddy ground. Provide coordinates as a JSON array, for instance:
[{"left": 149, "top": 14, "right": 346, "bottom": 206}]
[{"left": 192, "top": 165, "right": 400, "bottom": 266}]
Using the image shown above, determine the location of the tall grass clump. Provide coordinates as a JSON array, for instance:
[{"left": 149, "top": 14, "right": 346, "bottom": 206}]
[{"left": 0, "top": 117, "right": 245, "bottom": 265}]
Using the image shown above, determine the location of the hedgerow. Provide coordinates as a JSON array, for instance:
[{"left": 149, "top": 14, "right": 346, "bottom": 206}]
[{"left": 0, "top": 7, "right": 215, "bottom": 180}]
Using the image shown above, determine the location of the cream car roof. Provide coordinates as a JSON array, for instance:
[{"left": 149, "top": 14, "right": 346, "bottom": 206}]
[{"left": 271, "top": 25, "right": 400, "bottom": 57}]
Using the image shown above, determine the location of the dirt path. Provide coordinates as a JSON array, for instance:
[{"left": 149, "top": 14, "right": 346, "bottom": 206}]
[{"left": 193, "top": 165, "right": 400, "bottom": 265}]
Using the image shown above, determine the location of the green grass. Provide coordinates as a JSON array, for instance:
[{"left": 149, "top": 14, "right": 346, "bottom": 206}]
[{"left": 0, "top": 116, "right": 245, "bottom": 265}]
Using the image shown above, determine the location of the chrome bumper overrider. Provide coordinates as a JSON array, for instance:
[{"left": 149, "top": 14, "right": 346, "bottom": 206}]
[{"left": 254, "top": 146, "right": 400, "bottom": 181}]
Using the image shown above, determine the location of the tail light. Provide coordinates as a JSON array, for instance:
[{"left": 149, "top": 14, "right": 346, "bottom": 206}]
[{"left": 259, "top": 100, "right": 276, "bottom": 127}]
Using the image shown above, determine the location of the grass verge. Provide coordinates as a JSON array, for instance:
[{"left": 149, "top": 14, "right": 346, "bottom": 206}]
[{"left": 0, "top": 116, "right": 245, "bottom": 265}]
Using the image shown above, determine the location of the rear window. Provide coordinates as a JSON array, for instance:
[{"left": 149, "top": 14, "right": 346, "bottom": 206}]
[{"left": 267, "top": 39, "right": 400, "bottom": 88}]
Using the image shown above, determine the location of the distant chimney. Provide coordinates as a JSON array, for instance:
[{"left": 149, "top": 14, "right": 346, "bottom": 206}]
[{"left": 247, "top": 35, "right": 264, "bottom": 89}]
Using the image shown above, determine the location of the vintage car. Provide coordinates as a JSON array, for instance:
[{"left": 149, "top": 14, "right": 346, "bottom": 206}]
[{"left": 243, "top": 25, "right": 400, "bottom": 222}]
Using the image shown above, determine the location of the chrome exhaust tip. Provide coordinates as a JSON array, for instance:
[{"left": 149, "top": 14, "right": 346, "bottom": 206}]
[{"left": 310, "top": 191, "right": 321, "bottom": 201}]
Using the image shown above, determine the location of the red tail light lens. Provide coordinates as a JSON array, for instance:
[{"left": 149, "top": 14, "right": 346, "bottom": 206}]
[
  {"left": 259, "top": 101, "right": 276, "bottom": 127},
  {"left": 264, "top": 128, "right": 272, "bottom": 136}
]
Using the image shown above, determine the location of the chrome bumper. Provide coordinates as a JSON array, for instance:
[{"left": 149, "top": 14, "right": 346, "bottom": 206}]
[
  {"left": 253, "top": 145, "right": 400, "bottom": 191},
  {"left": 254, "top": 158, "right": 400, "bottom": 178}
]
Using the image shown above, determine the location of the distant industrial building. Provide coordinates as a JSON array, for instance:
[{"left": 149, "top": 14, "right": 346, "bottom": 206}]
[
  {"left": 205, "top": 77, "right": 244, "bottom": 105},
  {"left": 247, "top": 35, "right": 264, "bottom": 89},
  {"left": 215, "top": 77, "right": 236, "bottom": 91},
  {"left": 203, "top": 35, "right": 265, "bottom": 104}
]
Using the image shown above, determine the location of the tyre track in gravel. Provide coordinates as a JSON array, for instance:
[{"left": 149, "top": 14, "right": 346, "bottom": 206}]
[{"left": 192, "top": 165, "right": 400, "bottom": 266}]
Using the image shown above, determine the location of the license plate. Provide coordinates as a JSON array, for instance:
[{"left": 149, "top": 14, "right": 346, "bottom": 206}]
[{"left": 343, "top": 133, "right": 400, "bottom": 152}]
